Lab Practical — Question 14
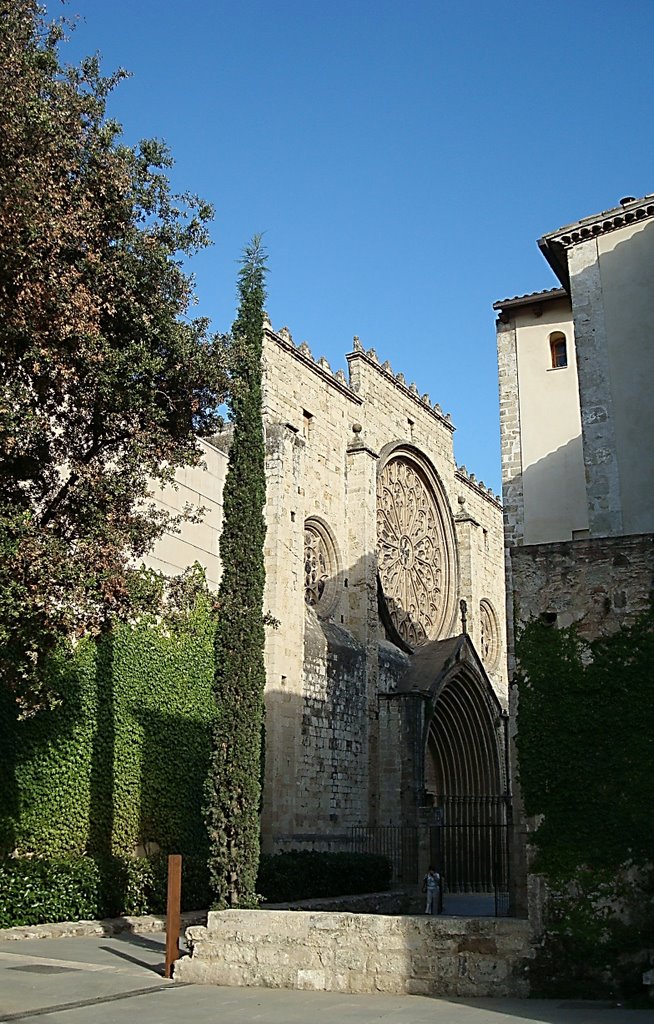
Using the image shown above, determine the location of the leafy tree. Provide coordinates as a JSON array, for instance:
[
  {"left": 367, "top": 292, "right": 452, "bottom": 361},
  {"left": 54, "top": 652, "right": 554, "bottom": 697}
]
[
  {"left": 0, "top": 1, "right": 227, "bottom": 707},
  {"left": 205, "top": 237, "right": 267, "bottom": 908}
]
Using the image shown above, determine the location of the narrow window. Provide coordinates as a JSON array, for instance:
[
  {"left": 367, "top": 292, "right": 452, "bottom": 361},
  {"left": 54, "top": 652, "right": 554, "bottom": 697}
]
[
  {"left": 550, "top": 332, "right": 568, "bottom": 369},
  {"left": 302, "top": 409, "right": 313, "bottom": 439}
]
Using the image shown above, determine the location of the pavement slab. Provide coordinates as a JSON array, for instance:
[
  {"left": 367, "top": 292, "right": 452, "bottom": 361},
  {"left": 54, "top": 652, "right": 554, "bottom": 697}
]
[{"left": 1, "top": 932, "right": 653, "bottom": 1024}]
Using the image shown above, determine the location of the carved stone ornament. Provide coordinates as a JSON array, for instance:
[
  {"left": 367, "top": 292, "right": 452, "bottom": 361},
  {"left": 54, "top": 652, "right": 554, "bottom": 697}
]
[
  {"left": 376, "top": 456, "right": 450, "bottom": 646},
  {"left": 304, "top": 518, "right": 337, "bottom": 614},
  {"left": 479, "top": 599, "right": 499, "bottom": 670}
]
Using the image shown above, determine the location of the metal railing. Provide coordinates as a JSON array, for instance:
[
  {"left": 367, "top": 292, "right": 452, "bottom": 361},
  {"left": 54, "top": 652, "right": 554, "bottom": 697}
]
[
  {"left": 350, "top": 825, "right": 419, "bottom": 885},
  {"left": 349, "top": 796, "right": 511, "bottom": 917}
]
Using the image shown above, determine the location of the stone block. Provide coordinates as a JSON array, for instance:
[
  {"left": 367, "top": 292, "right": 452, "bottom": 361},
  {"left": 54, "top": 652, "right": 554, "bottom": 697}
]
[{"left": 297, "top": 969, "right": 326, "bottom": 990}]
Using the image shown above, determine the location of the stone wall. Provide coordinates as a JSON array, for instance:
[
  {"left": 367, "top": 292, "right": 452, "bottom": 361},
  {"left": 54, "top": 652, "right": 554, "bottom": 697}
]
[
  {"left": 259, "top": 327, "right": 509, "bottom": 852},
  {"left": 511, "top": 533, "right": 654, "bottom": 638},
  {"left": 297, "top": 614, "right": 368, "bottom": 835},
  {"left": 175, "top": 909, "right": 532, "bottom": 997}
]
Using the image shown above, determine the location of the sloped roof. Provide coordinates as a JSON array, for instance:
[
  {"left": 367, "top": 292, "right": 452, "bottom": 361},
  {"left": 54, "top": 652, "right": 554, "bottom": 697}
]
[
  {"left": 492, "top": 287, "right": 567, "bottom": 312},
  {"left": 538, "top": 194, "right": 654, "bottom": 288}
]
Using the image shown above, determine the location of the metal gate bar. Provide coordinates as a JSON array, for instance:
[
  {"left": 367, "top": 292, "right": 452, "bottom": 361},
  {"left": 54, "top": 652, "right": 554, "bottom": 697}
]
[
  {"left": 350, "top": 825, "right": 419, "bottom": 884},
  {"left": 349, "top": 796, "right": 511, "bottom": 916}
]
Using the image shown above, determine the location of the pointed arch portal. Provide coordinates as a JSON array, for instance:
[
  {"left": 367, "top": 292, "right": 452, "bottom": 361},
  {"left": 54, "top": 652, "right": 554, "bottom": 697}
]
[{"left": 415, "top": 635, "right": 510, "bottom": 894}]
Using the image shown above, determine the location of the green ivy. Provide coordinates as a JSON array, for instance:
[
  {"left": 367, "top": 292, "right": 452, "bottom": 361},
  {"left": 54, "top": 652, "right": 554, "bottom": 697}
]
[
  {"left": 1, "top": 591, "right": 217, "bottom": 865},
  {"left": 516, "top": 607, "right": 654, "bottom": 997},
  {"left": 0, "top": 854, "right": 211, "bottom": 928}
]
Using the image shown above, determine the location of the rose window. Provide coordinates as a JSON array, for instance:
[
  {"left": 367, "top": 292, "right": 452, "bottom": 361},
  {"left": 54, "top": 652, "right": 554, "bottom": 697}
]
[{"left": 376, "top": 456, "right": 450, "bottom": 647}]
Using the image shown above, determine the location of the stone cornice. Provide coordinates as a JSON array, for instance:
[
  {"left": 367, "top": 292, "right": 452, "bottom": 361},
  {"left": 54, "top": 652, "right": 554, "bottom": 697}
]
[
  {"left": 264, "top": 325, "right": 363, "bottom": 405},
  {"left": 538, "top": 195, "right": 654, "bottom": 290},
  {"left": 346, "top": 340, "right": 455, "bottom": 433},
  {"left": 541, "top": 194, "right": 654, "bottom": 249},
  {"left": 455, "top": 468, "right": 502, "bottom": 509}
]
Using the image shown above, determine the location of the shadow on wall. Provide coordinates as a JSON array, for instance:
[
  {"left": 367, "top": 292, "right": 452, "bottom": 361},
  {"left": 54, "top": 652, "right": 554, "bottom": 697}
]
[
  {"left": 263, "top": 536, "right": 459, "bottom": 853},
  {"left": 574, "top": 220, "right": 654, "bottom": 535},
  {"left": 262, "top": 556, "right": 389, "bottom": 854},
  {"left": 262, "top": 543, "right": 505, "bottom": 865},
  {"left": 520, "top": 434, "right": 588, "bottom": 546}
]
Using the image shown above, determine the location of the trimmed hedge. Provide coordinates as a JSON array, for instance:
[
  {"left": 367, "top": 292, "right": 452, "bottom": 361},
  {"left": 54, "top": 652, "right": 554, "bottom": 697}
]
[
  {"left": 0, "top": 855, "right": 211, "bottom": 928},
  {"left": 0, "top": 851, "right": 392, "bottom": 928},
  {"left": 257, "top": 851, "right": 392, "bottom": 904}
]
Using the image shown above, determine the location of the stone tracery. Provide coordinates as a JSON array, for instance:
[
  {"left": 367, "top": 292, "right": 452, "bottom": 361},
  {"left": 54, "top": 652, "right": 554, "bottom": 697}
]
[
  {"left": 376, "top": 456, "right": 449, "bottom": 646},
  {"left": 479, "top": 599, "right": 499, "bottom": 670},
  {"left": 304, "top": 518, "right": 337, "bottom": 613}
]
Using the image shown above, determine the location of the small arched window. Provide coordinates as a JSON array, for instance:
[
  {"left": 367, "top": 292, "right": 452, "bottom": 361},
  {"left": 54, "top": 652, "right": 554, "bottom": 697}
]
[{"left": 550, "top": 332, "right": 568, "bottom": 369}]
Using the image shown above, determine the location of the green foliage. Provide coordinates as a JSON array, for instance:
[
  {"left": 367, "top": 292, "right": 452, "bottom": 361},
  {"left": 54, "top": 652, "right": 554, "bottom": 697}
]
[
  {"left": 0, "top": 850, "right": 393, "bottom": 928},
  {"left": 527, "top": 865, "right": 654, "bottom": 1000},
  {"left": 0, "top": 585, "right": 217, "bottom": 862},
  {"left": 516, "top": 610, "right": 654, "bottom": 877},
  {"left": 0, "top": 854, "right": 211, "bottom": 928},
  {"left": 257, "top": 851, "right": 393, "bottom": 904},
  {"left": 0, "top": 1, "right": 228, "bottom": 707},
  {"left": 205, "top": 238, "right": 268, "bottom": 909},
  {"left": 516, "top": 608, "right": 654, "bottom": 996}
]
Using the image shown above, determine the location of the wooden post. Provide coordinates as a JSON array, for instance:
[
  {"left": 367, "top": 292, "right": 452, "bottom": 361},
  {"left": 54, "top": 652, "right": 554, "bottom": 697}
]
[{"left": 164, "top": 854, "right": 182, "bottom": 979}]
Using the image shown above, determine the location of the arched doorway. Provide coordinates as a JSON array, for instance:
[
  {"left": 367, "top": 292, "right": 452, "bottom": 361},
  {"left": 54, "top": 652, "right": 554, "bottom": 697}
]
[{"left": 422, "top": 638, "right": 509, "bottom": 896}]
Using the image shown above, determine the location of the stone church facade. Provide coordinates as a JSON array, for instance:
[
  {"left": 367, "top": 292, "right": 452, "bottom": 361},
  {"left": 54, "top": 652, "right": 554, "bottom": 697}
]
[{"left": 148, "top": 321, "right": 509, "bottom": 872}]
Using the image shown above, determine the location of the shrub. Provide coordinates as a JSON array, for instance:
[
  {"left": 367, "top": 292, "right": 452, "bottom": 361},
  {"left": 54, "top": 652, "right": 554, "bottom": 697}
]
[
  {"left": 0, "top": 854, "right": 211, "bottom": 928},
  {"left": 257, "top": 851, "right": 392, "bottom": 904},
  {"left": 0, "top": 850, "right": 393, "bottom": 928}
]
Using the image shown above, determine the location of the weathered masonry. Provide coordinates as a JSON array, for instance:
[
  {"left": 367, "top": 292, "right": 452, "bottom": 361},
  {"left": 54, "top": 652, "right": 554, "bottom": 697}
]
[
  {"left": 147, "top": 322, "right": 510, "bottom": 890},
  {"left": 176, "top": 909, "right": 531, "bottom": 998}
]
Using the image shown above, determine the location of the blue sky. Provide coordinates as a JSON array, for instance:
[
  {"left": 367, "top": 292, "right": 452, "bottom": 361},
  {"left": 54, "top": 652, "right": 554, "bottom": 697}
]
[{"left": 60, "top": 0, "right": 653, "bottom": 493}]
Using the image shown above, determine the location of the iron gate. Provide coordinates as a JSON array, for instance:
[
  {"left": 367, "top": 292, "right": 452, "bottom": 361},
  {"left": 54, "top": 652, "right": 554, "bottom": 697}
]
[
  {"left": 430, "top": 795, "right": 510, "bottom": 916},
  {"left": 350, "top": 825, "right": 419, "bottom": 885},
  {"left": 349, "top": 796, "right": 511, "bottom": 917}
]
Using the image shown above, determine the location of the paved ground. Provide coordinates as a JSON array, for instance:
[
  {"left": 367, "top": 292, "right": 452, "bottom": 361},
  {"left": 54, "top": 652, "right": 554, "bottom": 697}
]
[{"left": 1, "top": 931, "right": 653, "bottom": 1024}]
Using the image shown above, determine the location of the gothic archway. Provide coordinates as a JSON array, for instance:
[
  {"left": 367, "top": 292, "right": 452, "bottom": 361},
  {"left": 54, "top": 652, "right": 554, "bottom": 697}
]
[
  {"left": 416, "top": 635, "right": 509, "bottom": 894},
  {"left": 424, "top": 663, "right": 503, "bottom": 801}
]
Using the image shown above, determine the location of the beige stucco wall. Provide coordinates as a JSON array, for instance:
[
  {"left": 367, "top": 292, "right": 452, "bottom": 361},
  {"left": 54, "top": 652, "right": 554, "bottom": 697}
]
[
  {"left": 143, "top": 436, "right": 228, "bottom": 590},
  {"left": 513, "top": 302, "right": 588, "bottom": 545},
  {"left": 596, "top": 220, "right": 654, "bottom": 534}
]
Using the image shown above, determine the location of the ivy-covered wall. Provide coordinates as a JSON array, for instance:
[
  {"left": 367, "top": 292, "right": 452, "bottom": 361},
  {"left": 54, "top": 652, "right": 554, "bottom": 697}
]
[
  {"left": 516, "top": 607, "right": 654, "bottom": 998},
  {"left": 0, "top": 595, "right": 217, "bottom": 861}
]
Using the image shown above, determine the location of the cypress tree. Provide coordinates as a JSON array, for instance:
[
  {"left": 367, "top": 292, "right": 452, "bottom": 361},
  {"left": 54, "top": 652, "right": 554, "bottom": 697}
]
[{"left": 205, "top": 237, "right": 268, "bottom": 907}]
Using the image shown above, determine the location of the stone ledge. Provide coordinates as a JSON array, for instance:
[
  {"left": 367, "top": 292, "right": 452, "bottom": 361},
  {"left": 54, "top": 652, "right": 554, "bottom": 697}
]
[
  {"left": 175, "top": 909, "right": 533, "bottom": 998},
  {"left": 0, "top": 909, "right": 206, "bottom": 942}
]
